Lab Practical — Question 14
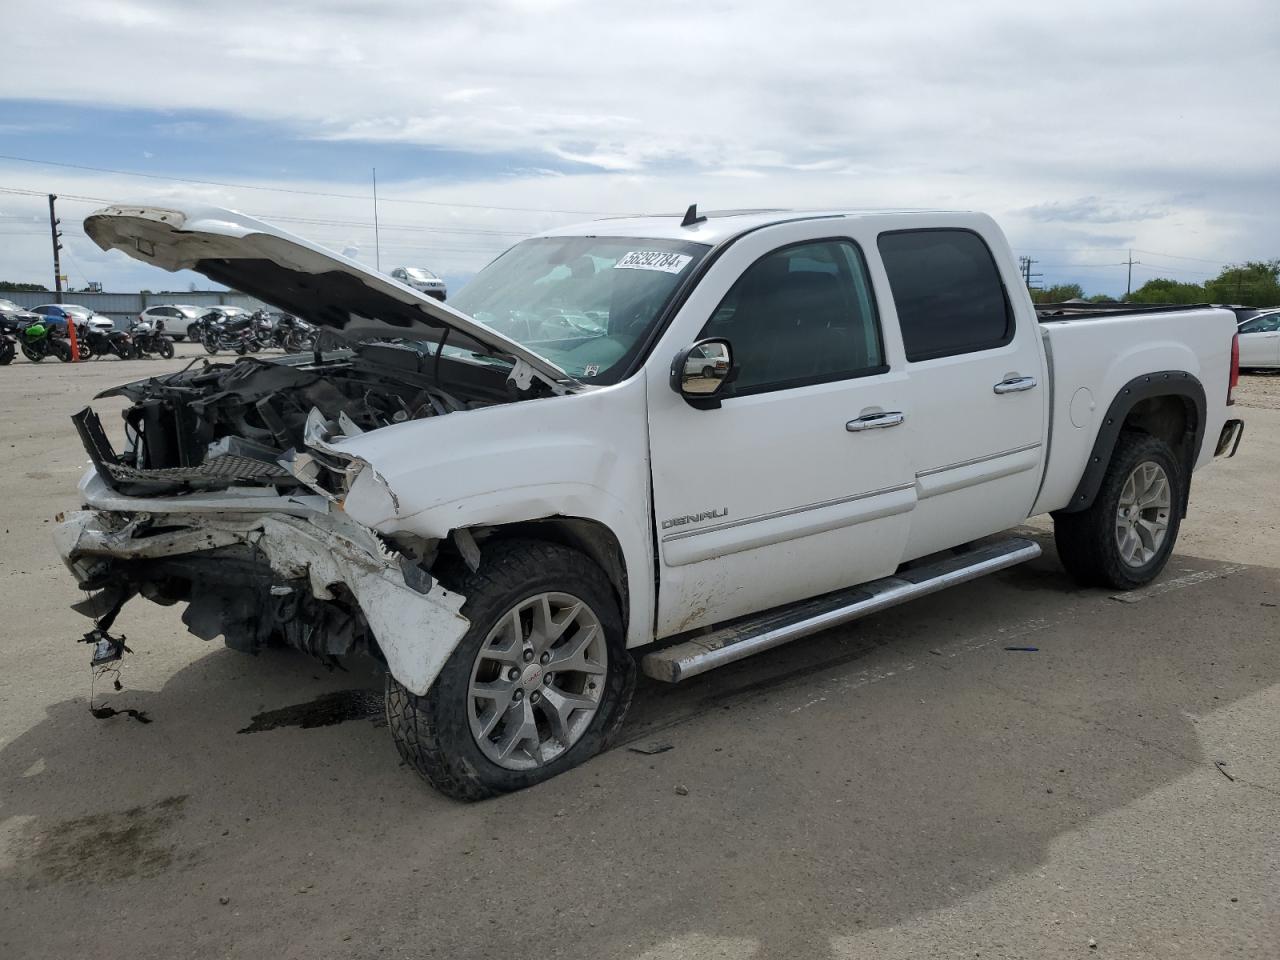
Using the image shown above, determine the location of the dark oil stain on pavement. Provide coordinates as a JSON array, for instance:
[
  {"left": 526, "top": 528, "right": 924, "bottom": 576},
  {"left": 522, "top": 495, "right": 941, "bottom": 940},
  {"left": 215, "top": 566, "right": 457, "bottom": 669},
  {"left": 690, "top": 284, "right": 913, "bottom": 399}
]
[
  {"left": 237, "top": 689, "right": 385, "bottom": 735},
  {"left": 7, "top": 795, "right": 192, "bottom": 889}
]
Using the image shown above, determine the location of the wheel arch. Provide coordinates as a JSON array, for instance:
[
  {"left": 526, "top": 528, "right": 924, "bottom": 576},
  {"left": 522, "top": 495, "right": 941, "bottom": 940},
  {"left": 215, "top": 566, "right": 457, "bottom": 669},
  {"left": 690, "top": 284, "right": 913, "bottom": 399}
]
[
  {"left": 466, "top": 516, "right": 631, "bottom": 633},
  {"left": 1059, "top": 370, "right": 1205, "bottom": 516}
]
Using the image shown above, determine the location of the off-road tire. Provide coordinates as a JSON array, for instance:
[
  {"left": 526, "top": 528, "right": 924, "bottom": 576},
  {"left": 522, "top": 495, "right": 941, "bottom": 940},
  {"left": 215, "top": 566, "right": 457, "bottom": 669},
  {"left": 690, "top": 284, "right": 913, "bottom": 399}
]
[
  {"left": 1053, "top": 431, "right": 1184, "bottom": 590},
  {"left": 386, "top": 539, "right": 635, "bottom": 801}
]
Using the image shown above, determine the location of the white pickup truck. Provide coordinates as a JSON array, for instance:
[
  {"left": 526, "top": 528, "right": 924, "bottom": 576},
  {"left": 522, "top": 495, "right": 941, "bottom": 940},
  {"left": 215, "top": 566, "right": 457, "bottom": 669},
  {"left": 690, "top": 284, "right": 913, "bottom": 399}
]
[{"left": 57, "top": 204, "right": 1244, "bottom": 799}]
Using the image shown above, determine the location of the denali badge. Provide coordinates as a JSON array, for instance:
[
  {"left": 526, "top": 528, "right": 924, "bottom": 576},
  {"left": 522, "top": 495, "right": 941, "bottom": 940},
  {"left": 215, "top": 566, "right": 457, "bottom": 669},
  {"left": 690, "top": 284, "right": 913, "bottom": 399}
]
[{"left": 661, "top": 508, "right": 728, "bottom": 530}]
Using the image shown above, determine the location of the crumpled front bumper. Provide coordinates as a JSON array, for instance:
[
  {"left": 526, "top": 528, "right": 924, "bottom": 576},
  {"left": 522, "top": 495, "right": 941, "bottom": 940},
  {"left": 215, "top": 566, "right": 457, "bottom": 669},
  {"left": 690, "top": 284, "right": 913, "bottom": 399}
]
[{"left": 54, "top": 479, "right": 470, "bottom": 696}]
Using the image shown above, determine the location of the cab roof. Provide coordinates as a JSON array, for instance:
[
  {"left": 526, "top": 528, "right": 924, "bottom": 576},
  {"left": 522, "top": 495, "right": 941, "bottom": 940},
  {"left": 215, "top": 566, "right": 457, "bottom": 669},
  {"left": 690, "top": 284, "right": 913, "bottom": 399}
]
[{"left": 537, "top": 207, "right": 967, "bottom": 245}]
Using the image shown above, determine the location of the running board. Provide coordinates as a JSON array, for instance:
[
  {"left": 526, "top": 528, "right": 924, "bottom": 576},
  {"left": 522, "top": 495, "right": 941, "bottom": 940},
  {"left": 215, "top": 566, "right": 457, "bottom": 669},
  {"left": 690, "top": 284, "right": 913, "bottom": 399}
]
[{"left": 640, "top": 537, "right": 1041, "bottom": 683}]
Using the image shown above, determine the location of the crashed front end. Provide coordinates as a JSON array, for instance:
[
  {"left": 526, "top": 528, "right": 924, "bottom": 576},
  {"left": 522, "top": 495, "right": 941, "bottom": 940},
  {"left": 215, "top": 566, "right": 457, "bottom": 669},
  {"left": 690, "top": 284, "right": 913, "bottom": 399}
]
[{"left": 52, "top": 345, "right": 526, "bottom": 694}]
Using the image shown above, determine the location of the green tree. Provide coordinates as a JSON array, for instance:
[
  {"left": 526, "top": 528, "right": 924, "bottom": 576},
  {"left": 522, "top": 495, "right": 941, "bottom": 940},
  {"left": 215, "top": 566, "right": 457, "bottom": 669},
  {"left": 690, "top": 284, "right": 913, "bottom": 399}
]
[
  {"left": 1029, "top": 283, "right": 1084, "bottom": 304},
  {"left": 1125, "top": 277, "right": 1208, "bottom": 304},
  {"left": 1204, "top": 260, "right": 1280, "bottom": 306},
  {"left": 0, "top": 281, "right": 49, "bottom": 292}
]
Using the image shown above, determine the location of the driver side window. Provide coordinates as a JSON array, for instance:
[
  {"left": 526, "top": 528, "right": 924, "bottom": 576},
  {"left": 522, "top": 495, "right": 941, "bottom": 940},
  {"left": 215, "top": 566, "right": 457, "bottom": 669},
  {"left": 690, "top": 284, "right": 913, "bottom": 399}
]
[{"left": 699, "top": 239, "right": 885, "bottom": 397}]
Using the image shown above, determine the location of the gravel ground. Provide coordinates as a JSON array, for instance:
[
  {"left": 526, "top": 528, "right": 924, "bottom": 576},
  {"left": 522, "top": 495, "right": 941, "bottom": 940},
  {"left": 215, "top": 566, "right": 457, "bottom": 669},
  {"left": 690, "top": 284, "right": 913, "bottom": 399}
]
[
  {"left": 1235, "top": 369, "right": 1280, "bottom": 410},
  {"left": 1, "top": 347, "right": 1277, "bottom": 960}
]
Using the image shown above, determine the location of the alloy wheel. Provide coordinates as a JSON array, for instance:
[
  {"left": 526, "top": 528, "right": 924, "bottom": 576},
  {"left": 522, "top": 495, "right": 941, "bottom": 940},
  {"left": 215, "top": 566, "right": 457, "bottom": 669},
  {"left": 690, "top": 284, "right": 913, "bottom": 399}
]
[
  {"left": 1115, "top": 460, "right": 1171, "bottom": 567},
  {"left": 467, "top": 591, "right": 608, "bottom": 771}
]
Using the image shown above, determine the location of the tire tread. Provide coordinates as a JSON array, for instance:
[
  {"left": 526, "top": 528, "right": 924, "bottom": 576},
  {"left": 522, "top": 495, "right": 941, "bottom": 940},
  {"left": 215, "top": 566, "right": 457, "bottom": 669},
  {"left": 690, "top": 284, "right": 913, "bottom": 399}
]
[
  {"left": 1053, "top": 431, "right": 1183, "bottom": 590},
  {"left": 385, "top": 539, "right": 634, "bottom": 801}
]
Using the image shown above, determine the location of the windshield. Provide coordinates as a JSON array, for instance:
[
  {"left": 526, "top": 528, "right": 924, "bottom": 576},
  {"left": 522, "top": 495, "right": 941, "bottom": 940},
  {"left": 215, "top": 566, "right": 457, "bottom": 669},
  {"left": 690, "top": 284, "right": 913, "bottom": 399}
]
[
  {"left": 404, "top": 267, "right": 439, "bottom": 282},
  {"left": 450, "top": 236, "right": 709, "bottom": 383}
]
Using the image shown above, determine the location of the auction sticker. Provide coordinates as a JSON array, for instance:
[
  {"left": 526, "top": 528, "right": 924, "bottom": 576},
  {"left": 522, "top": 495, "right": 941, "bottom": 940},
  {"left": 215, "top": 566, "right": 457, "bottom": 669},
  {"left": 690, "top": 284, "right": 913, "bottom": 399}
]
[{"left": 614, "top": 251, "right": 692, "bottom": 274}]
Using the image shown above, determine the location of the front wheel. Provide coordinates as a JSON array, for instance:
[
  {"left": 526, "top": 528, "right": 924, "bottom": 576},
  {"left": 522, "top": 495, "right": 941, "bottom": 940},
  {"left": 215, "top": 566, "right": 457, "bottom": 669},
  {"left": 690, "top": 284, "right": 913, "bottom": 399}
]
[
  {"left": 386, "top": 539, "right": 635, "bottom": 801},
  {"left": 1053, "top": 431, "right": 1184, "bottom": 590},
  {"left": 157, "top": 337, "right": 174, "bottom": 359},
  {"left": 0, "top": 339, "right": 14, "bottom": 365},
  {"left": 202, "top": 336, "right": 219, "bottom": 355}
]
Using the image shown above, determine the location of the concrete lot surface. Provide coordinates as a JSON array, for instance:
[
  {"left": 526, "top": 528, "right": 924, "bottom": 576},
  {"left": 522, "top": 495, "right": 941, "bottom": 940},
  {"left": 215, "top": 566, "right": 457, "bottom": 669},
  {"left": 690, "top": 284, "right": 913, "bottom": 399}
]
[{"left": 1, "top": 345, "right": 1277, "bottom": 959}]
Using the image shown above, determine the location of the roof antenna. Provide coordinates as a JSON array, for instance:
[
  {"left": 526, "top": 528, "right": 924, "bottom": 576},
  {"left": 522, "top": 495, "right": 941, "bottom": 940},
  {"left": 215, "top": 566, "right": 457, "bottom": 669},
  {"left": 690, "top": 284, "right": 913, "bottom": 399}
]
[{"left": 680, "top": 203, "right": 707, "bottom": 228}]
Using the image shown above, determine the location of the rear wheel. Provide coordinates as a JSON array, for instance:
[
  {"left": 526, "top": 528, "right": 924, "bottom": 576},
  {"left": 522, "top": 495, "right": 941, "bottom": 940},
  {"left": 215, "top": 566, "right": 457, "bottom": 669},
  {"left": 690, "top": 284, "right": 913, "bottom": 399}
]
[
  {"left": 21, "top": 343, "right": 42, "bottom": 362},
  {"left": 0, "top": 339, "right": 14, "bottom": 365},
  {"left": 157, "top": 337, "right": 174, "bottom": 359},
  {"left": 386, "top": 539, "right": 634, "bottom": 801},
  {"left": 1053, "top": 432, "right": 1183, "bottom": 590}
]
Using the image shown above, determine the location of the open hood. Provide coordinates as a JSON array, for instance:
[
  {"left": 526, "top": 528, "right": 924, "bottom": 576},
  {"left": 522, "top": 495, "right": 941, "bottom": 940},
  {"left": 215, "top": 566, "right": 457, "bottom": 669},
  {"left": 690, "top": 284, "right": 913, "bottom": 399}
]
[{"left": 83, "top": 203, "right": 574, "bottom": 390}]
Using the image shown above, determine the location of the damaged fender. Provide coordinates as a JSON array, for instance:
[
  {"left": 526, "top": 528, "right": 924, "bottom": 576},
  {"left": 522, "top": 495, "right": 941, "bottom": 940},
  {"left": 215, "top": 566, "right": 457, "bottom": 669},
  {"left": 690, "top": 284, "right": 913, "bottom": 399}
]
[{"left": 54, "top": 506, "right": 470, "bottom": 697}]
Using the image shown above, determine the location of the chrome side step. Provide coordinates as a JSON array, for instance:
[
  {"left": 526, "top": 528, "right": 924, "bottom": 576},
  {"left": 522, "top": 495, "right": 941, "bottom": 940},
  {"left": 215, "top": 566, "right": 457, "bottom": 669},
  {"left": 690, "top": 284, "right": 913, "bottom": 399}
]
[{"left": 640, "top": 537, "right": 1041, "bottom": 683}]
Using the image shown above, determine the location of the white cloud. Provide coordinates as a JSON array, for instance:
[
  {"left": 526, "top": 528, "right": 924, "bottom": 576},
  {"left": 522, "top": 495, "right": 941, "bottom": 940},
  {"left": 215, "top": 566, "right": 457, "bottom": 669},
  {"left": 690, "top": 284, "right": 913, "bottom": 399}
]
[{"left": 0, "top": 0, "right": 1277, "bottom": 295}]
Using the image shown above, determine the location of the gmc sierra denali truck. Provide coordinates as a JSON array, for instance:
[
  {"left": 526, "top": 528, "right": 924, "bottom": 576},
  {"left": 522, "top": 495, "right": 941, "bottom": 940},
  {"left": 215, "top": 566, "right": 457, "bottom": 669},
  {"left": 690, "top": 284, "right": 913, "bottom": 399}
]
[{"left": 57, "top": 204, "right": 1244, "bottom": 799}]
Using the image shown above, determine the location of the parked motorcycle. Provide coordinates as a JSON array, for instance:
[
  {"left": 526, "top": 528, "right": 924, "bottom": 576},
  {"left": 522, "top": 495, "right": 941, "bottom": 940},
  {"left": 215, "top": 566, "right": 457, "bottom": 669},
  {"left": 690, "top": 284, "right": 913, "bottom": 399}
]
[
  {"left": 249, "top": 308, "right": 274, "bottom": 351},
  {"left": 271, "top": 313, "right": 317, "bottom": 353},
  {"left": 76, "top": 321, "right": 137, "bottom": 360},
  {"left": 0, "top": 314, "right": 18, "bottom": 365},
  {"left": 18, "top": 321, "right": 72, "bottom": 362},
  {"left": 129, "top": 317, "right": 175, "bottom": 359},
  {"left": 197, "top": 309, "right": 256, "bottom": 355}
]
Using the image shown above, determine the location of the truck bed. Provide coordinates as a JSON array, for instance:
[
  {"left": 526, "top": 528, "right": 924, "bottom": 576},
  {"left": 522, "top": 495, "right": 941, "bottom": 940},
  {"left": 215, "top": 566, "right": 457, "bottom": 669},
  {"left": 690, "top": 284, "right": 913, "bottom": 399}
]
[{"left": 1029, "top": 305, "right": 1236, "bottom": 517}]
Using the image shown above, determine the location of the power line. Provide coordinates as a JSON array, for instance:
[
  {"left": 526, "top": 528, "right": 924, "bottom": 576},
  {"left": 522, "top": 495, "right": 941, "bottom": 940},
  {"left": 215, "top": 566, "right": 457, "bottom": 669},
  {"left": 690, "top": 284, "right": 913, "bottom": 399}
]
[
  {"left": 0, "top": 153, "right": 618, "bottom": 216},
  {"left": 1130, "top": 248, "right": 1223, "bottom": 264}
]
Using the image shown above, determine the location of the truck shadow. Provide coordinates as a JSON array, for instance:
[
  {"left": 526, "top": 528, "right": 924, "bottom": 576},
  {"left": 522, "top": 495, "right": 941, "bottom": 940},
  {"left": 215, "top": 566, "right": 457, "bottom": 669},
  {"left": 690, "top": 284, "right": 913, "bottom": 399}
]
[{"left": 3, "top": 538, "right": 1277, "bottom": 959}]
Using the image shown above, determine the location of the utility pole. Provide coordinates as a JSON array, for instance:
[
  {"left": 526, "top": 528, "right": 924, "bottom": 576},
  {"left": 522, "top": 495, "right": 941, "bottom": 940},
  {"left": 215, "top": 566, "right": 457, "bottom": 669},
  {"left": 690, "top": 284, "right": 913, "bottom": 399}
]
[
  {"left": 48, "top": 194, "right": 63, "bottom": 304},
  {"left": 371, "top": 167, "right": 382, "bottom": 272},
  {"left": 1125, "top": 249, "right": 1141, "bottom": 297},
  {"left": 1018, "top": 256, "right": 1042, "bottom": 291},
  {"left": 48, "top": 193, "right": 80, "bottom": 360}
]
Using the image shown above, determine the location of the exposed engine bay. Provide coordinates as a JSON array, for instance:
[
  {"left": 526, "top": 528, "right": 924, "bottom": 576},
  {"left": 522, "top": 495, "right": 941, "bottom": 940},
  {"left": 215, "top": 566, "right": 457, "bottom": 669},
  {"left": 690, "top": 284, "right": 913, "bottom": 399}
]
[{"left": 73, "top": 340, "right": 538, "bottom": 498}]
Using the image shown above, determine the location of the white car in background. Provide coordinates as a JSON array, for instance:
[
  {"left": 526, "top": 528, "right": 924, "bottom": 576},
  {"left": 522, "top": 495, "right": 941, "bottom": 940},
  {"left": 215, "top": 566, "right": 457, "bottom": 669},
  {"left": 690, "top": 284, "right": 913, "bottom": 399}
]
[
  {"left": 138, "top": 304, "right": 204, "bottom": 341},
  {"left": 1237, "top": 310, "right": 1280, "bottom": 369},
  {"left": 390, "top": 266, "right": 447, "bottom": 301}
]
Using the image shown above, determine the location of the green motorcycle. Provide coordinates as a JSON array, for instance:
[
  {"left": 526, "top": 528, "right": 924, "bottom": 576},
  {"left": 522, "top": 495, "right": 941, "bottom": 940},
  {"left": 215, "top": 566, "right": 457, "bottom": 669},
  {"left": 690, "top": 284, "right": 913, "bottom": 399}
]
[{"left": 19, "top": 321, "right": 72, "bottom": 363}]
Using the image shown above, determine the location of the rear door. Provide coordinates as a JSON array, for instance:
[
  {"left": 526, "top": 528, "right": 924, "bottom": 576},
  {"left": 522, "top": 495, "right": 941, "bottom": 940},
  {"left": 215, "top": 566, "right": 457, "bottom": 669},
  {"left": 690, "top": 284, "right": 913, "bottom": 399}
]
[{"left": 876, "top": 227, "right": 1046, "bottom": 560}]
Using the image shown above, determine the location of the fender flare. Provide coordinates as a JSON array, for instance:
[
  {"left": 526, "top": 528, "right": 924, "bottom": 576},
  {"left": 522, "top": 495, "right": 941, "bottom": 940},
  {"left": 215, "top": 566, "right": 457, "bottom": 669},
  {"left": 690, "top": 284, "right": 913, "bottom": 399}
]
[{"left": 1058, "top": 370, "right": 1206, "bottom": 515}]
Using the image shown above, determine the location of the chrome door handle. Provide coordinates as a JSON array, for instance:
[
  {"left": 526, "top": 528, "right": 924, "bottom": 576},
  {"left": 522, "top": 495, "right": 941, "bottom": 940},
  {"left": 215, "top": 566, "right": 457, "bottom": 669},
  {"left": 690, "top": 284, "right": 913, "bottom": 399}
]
[
  {"left": 994, "top": 376, "right": 1038, "bottom": 394},
  {"left": 846, "top": 411, "right": 905, "bottom": 431}
]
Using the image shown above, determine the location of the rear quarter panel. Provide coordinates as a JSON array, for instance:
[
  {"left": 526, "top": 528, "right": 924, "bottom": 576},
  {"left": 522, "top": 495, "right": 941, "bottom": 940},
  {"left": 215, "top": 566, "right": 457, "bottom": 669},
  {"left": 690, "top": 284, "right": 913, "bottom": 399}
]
[{"left": 1031, "top": 308, "right": 1235, "bottom": 515}]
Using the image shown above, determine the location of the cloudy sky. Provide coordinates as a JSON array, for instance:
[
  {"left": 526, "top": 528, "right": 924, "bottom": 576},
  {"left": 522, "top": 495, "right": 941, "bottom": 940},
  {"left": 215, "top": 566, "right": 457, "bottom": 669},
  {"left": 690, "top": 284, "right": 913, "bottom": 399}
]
[{"left": 1, "top": 0, "right": 1277, "bottom": 297}]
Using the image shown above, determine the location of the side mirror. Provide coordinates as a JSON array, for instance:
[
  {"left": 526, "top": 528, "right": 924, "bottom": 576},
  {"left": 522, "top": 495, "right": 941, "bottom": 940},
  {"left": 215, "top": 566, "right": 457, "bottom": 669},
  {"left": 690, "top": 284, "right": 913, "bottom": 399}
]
[{"left": 669, "top": 338, "right": 733, "bottom": 409}]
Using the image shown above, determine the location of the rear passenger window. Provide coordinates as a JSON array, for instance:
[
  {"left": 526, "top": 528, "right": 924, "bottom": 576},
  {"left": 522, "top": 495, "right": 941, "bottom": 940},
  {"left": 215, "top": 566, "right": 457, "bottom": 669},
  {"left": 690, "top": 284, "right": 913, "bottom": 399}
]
[
  {"left": 699, "top": 239, "right": 885, "bottom": 396},
  {"left": 877, "top": 229, "right": 1013, "bottom": 362}
]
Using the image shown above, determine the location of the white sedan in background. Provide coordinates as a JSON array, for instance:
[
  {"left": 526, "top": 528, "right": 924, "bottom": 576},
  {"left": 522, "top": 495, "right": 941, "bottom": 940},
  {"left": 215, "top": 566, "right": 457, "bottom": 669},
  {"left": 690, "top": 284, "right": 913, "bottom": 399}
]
[{"left": 1238, "top": 310, "right": 1280, "bottom": 369}]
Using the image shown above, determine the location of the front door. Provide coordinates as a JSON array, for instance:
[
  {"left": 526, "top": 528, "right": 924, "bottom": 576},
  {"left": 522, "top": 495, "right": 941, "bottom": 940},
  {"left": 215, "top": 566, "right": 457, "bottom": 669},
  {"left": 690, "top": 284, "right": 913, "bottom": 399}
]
[
  {"left": 647, "top": 231, "right": 916, "bottom": 637},
  {"left": 1238, "top": 313, "right": 1280, "bottom": 368}
]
